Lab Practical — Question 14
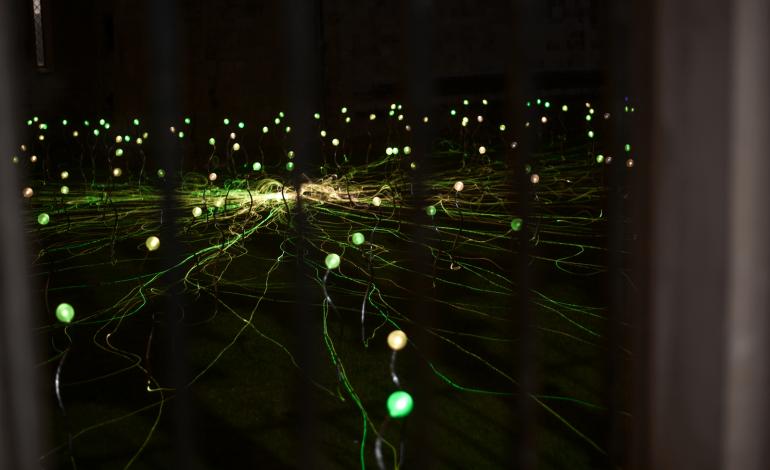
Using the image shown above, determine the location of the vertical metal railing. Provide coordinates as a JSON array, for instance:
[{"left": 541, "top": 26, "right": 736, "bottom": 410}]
[
  {"left": 282, "top": 0, "right": 323, "bottom": 465},
  {"left": 602, "top": 0, "right": 632, "bottom": 467},
  {"left": 148, "top": 0, "right": 196, "bottom": 467},
  {"left": 0, "top": 1, "right": 44, "bottom": 469},
  {"left": 505, "top": 1, "right": 538, "bottom": 468},
  {"left": 404, "top": 0, "right": 438, "bottom": 467}
]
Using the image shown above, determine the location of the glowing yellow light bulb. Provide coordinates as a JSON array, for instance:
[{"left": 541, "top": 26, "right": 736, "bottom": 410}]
[
  {"left": 478, "top": 146, "right": 486, "bottom": 155},
  {"left": 372, "top": 196, "right": 382, "bottom": 207},
  {"left": 387, "top": 330, "right": 407, "bottom": 351},
  {"left": 145, "top": 236, "right": 160, "bottom": 251}
]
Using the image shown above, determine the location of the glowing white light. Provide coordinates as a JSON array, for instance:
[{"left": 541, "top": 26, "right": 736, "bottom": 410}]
[
  {"left": 372, "top": 196, "right": 382, "bottom": 207},
  {"left": 453, "top": 181, "right": 464, "bottom": 192},
  {"left": 232, "top": 143, "right": 240, "bottom": 151},
  {"left": 209, "top": 172, "right": 217, "bottom": 181},
  {"left": 478, "top": 146, "right": 486, "bottom": 155},
  {"left": 61, "top": 171, "right": 69, "bottom": 180},
  {"left": 530, "top": 174, "right": 540, "bottom": 184},
  {"left": 112, "top": 168, "right": 122, "bottom": 177}
]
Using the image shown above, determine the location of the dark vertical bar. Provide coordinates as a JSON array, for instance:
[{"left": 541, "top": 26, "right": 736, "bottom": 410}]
[
  {"left": 629, "top": 0, "right": 653, "bottom": 467},
  {"left": 404, "top": 0, "right": 436, "bottom": 467},
  {"left": 0, "top": 1, "right": 44, "bottom": 468},
  {"left": 723, "top": 0, "right": 770, "bottom": 467},
  {"left": 505, "top": 1, "right": 537, "bottom": 468},
  {"left": 148, "top": 1, "right": 194, "bottom": 467},
  {"left": 282, "top": 0, "right": 321, "bottom": 466},
  {"left": 600, "top": 0, "right": 631, "bottom": 467},
  {"left": 646, "top": 0, "right": 732, "bottom": 468}
]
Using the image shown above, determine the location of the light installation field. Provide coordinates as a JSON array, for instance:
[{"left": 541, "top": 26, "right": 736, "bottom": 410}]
[{"left": 12, "top": 98, "right": 635, "bottom": 469}]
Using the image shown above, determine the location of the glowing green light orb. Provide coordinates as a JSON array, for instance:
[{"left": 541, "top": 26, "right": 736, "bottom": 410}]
[
  {"left": 184, "top": 117, "right": 191, "bottom": 125},
  {"left": 93, "top": 129, "right": 100, "bottom": 137},
  {"left": 262, "top": 126, "right": 269, "bottom": 134},
  {"left": 56, "top": 303, "right": 75, "bottom": 324},
  {"left": 252, "top": 162, "right": 262, "bottom": 171},
  {"left": 223, "top": 118, "right": 230, "bottom": 125},
  {"left": 351, "top": 232, "right": 365, "bottom": 246},
  {"left": 209, "top": 137, "right": 216, "bottom": 146},
  {"left": 157, "top": 169, "right": 166, "bottom": 178},
  {"left": 286, "top": 162, "right": 294, "bottom": 171},
  {"left": 562, "top": 104, "right": 569, "bottom": 112},
  {"left": 62, "top": 119, "right": 68, "bottom": 126},
  {"left": 596, "top": 154, "right": 605, "bottom": 164},
  {"left": 325, "top": 253, "right": 341, "bottom": 270},
  {"left": 133, "top": 118, "right": 140, "bottom": 126},
  {"left": 192, "top": 207, "right": 203, "bottom": 218},
  {"left": 37, "top": 213, "right": 50, "bottom": 226},
  {"left": 403, "top": 146, "right": 411, "bottom": 155},
  {"left": 387, "top": 391, "right": 414, "bottom": 418},
  {"left": 588, "top": 130, "right": 595, "bottom": 138},
  {"left": 314, "top": 113, "right": 320, "bottom": 120},
  {"left": 99, "top": 119, "right": 106, "bottom": 126},
  {"left": 238, "top": 121, "right": 245, "bottom": 129},
  {"left": 115, "top": 148, "right": 124, "bottom": 157},
  {"left": 178, "top": 131, "right": 184, "bottom": 139},
  {"left": 426, "top": 206, "right": 437, "bottom": 217},
  {"left": 145, "top": 236, "right": 160, "bottom": 252},
  {"left": 511, "top": 218, "right": 523, "bottom": 232},
  {"left": 61, "top": 186, "right": 70, "bottom": 195},
  {"left": 625, "top": 144, "right": 631, "bottom": 153}
]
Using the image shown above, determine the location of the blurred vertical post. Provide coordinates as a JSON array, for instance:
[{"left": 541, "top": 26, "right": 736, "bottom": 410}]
[
  {"left": 723, "top": 0, "right": 770, "bottom": 468},
  {"left": 147, "top": 0, "right": 195, "bottom": 467},
  {"left": 600, "top": 0, "right": 632, "bottom": 466},
  {"left": 0, "top": 1, "right": 44, "bottom": 469},
  {"left": 282, "top": 0, "right": 322, "bottom": 466},
  {"left": 629, "top": 0, "right": 653, "bottom": 467},
  {"left": 505, "top": 1, "right": 537, "bottom": 468},
  {"left": 404, "top": 0, "right": 437, "bottom": 466},
  {"left": 645, "top": 0, "right": 732, "bottom": 468}
]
